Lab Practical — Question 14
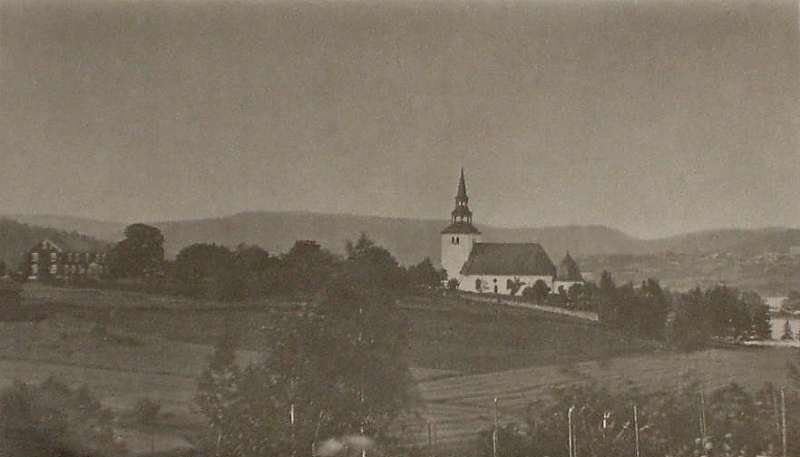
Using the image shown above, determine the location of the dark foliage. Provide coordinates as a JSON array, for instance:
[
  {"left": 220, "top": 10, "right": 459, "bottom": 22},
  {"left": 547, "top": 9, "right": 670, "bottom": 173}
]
[
  {"left": 196, "top": 235, "right": 414, "bottom": 457},
  {"left": 0, "top": 378, "right": 122, "bottom": 457},
  {"left": 108, "top": 223, "right": 165, "bottom": 279},
  {"left": 478, "top": 382, "right": 800, "bottom": 457},
  {"left": 406, "top": 257, "right": 446, "bottom": 293}
]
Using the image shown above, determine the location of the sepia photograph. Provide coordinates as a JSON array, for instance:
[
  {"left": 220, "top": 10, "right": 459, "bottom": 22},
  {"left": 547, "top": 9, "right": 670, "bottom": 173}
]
[{"left": 1, "top": 0, "right": 799, "bottom": 455}]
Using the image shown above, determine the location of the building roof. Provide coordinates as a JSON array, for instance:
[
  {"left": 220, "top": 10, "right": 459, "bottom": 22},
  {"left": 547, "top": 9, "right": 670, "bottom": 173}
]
[
  {"left": 441, "top": 221, "right": 481, "bottom": 235},
  {"left": 460, "top": 243, "right": 556, "bottom": 276},
  {"left": 556, "top": 251, "right": 584, "bottom": 282},
  {"left": 33, "top": 235, "right": 110, "bottom": 253}
]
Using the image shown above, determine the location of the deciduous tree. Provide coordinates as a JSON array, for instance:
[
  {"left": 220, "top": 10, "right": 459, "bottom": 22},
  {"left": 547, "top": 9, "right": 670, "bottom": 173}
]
[{"left": 108, "top": 223, "right": 165, "bottom": 279}]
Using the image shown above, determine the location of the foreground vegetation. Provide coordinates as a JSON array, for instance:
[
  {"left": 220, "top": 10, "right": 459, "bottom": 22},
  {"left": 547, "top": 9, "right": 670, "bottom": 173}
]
[{"left": 0, "top": 224, "right": 789, "bottom": 456}]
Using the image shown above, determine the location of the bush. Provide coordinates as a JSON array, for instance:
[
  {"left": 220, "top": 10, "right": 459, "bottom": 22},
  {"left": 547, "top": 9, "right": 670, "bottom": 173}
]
[{"left": 0, "top": 377, "right": 124, "bottom": 456}]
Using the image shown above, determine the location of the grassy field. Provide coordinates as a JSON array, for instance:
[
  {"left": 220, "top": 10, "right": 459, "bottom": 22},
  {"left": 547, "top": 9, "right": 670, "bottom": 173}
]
[
  {"left": 25, "top": 284, "right": 655, "bottom": 374},
  {"left": 411, "top": 346, "right": 800, "bottom": 448},
  {"left": 9, "top": 284, "right": 800, "bottom": 454}
]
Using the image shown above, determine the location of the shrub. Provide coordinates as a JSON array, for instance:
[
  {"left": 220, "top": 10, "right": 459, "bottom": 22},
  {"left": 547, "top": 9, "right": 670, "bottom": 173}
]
[{"left": 0, "top": 377, "right": 123, "bottom": 456}]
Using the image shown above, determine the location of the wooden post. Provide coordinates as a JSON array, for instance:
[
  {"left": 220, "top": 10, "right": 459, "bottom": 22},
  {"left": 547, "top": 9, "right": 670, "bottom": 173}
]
[
  {"left": 290, "top": 403, "right": 296, "bottom": 457},
  {"left": 699, "top": 392, "right": 707, "bottom": 444},
  {"left": 782, "top": 389, "right": 788, "bottom": 457},
  {"left": 492, "top": 397, "right": 499, "bottom": 457},
  {"left": 633, "top": 405, "right": 640, "bottom": 457},
  {"left": 428, "top": 421, "right": 433, "bottom": 457},
  {"left": 568, "top": 406, "right": 575, "bottom": 457}
]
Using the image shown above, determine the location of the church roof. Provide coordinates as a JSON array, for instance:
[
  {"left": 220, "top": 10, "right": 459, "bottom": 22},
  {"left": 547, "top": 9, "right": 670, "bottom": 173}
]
[
  {"left": 460, "top": 243, "right": 556, "bottom": 276},
  {"left": 556, "top": 251, "right": 584, "bottom": 282},
  {"left": 441, "top": 221, "right": 481, "bottom": 235}
]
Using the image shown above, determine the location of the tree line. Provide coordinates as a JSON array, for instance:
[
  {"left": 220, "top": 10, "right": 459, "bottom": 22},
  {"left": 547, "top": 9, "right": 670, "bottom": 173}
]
[{"left": 105, "top": 223, "right": 446, "bottom": 301}]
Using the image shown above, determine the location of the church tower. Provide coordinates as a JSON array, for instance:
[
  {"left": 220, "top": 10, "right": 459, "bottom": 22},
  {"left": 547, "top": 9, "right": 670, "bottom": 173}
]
[{"left": 440, "top": 168, "right": 481, "bottom": 283}]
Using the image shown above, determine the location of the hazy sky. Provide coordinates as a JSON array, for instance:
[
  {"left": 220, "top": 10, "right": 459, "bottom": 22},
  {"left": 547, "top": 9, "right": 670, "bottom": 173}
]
[{"left": 1, "top": 0, "right": 798, "bottom": 238}]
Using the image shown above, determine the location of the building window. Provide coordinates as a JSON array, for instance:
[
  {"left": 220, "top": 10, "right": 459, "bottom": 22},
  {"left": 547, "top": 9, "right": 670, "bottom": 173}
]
[
  {"left": 51, "top": 252, "right": 57, "bottom": 261},
  {"left": 31, "top": 252, "right": 38, "bottom": 262},
  {"left": 456, "top": 237, "right": 460, "bottom": 245}
]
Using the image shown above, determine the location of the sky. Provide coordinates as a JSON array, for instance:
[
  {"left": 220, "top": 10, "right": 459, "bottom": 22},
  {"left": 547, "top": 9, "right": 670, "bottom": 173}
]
[{"left": 0, "top": 0, "right": 798, "bottom": 239}]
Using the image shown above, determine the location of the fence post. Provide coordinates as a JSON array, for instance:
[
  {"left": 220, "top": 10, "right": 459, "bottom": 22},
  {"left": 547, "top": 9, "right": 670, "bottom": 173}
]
[
  {"left": 633, "top": 405, "right": 640, "bottom": 457},
  {"left": 568, "top": 405, "right": 575, "bottom": 457},
  {"left": 492, "top": 397, "right": 499, "bottom": 457},
  {"left": 782, "top": 389, "right": 788, "bottom": 457}
]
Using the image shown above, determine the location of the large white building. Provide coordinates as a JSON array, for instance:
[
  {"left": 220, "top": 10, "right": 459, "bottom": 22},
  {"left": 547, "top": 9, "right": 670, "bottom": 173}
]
[{"left": 440, "top": 170, "right": 584, "bottom": 295}]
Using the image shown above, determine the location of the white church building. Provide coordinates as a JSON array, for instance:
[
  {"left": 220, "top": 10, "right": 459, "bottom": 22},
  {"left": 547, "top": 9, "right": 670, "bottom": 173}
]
[{"left": 441, "top": 169, "right": 584, "bottom": 295}]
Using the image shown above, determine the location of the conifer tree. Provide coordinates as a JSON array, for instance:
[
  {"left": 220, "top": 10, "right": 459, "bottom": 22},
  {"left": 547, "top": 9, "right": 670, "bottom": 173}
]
[
  {"left": 781, "top": 319, "right": 794, "bottom": 341},
  {"left": 750, "top": 305, "right": 771, "bottom": 340}
]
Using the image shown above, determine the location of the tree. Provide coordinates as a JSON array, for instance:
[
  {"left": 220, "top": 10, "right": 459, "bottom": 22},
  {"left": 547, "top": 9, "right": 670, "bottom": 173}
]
[
  {"left": 782, "top": 319, "right": 794, "bottom": 341},
  {"left": 108, "top": 223, "right": 165, "bottom": 279},
  {"left": 196, "top": 319, "right": 242, "bottom": 455},
  {"left": 281, "top": 240, "right": 338, "bottom": 297},
  {"left": 526, "top": 279, "right": 550, "bottom": 304},
  {"left": 407, "top": 257, "right": 446, "bottom": 292},
  {"left": 637, "top": 279, "right": 670, "bottom": 340},
  {"left": 0, "top": 377, "right": 123, "bottom": 457},
  {"left": 209, "top": 314, "right": 388, "bottom": 457},
  {"left": 234, "top": 244, "right": 273, "bottom": 274},
  {"left": 751, "top": 304, "right": 772, "bottom": 341},
  {"left": 446, "top": 278, "right": 460, "bottom": 291},
  {"left": 173, "top": 243, "right": 247, "bottom": 301},
  {"left": 174, "top": 243, "right": 234, "bottom": 286}
]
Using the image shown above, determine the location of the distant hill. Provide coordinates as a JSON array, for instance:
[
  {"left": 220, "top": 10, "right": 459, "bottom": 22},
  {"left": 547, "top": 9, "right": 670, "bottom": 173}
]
[
  {"left": 10, "top": 215, "right": 125, "bottom": 243},
  {"left": 7, "top": 212, "right": 800, "bottom": 267},
  {"left": 0, "top": 218, "right": 112, "bottom": 270},
  {"left": 6, "top": 212, "right": 646, "bottom": 266},
  {"left": 644, "top": 227, "right": 800, "bottom": 256},
  {"left": 151, "top": 213, "right": 656, "bottom": 266}
]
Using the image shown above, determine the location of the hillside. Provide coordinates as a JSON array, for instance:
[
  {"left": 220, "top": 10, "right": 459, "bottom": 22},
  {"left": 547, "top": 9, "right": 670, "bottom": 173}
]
[
  {"left": 10, "top": 214, "right": 126, "bottom": 243},
  {"left": 7, "top": 212, "right": 646, "bottom": 266},
  {"left": 7, "top": 212, "right": 800, "bottom": 268},
  {"left": 0, "top": 218, "right": 111, "bottom": 269}
]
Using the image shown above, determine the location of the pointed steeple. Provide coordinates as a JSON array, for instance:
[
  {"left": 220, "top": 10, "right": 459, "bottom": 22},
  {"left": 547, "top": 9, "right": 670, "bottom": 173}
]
[
  {"left": 456, "top": 167, "right": 468, "bottom": 201},
  {"left": 441, "top": 168, "right": 480, "bottom": 235}
]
